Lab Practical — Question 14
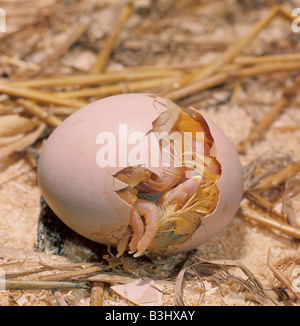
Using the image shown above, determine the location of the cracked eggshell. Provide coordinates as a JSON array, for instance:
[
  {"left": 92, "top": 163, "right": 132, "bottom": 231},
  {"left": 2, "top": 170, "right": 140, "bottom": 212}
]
[
  {"left": 38, "top": 93, "right": 244, "bottom": 255},
  {"left": 37, "top": 93, "right": 168, "bottom": 246},
  {"left": 167, "top": 107, "right": 244, "bottom": 254}
]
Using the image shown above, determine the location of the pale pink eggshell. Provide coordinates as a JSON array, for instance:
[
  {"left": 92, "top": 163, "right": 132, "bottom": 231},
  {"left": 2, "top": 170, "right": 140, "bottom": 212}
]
[{"left": 37, "top": 93, "right": 168, "bottom": 246}]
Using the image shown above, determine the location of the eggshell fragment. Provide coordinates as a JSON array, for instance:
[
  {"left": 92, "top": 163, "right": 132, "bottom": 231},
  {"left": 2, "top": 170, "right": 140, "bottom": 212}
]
[
  {"left": 111, "top": 278, "right": 163, "bottom": 306},
  {"left": 37, "top": 93, "right": 244, "bottom": 255}
]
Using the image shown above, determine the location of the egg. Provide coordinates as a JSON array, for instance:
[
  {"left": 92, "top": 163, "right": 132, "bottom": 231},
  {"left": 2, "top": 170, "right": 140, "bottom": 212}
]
[{"left": 37, "top": 93, "right": 243, "bottom": 257}]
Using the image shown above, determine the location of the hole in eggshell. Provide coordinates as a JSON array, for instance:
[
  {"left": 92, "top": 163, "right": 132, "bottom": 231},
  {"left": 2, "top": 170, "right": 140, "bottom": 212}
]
[{"left": 113, "top": 99, "right": 222, "bottom": 255}]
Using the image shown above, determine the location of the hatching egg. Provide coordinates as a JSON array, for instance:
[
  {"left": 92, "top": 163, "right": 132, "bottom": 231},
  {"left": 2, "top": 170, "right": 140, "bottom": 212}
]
[{"left": 37, "top": 93, "right": 243, "bottom": 257}]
